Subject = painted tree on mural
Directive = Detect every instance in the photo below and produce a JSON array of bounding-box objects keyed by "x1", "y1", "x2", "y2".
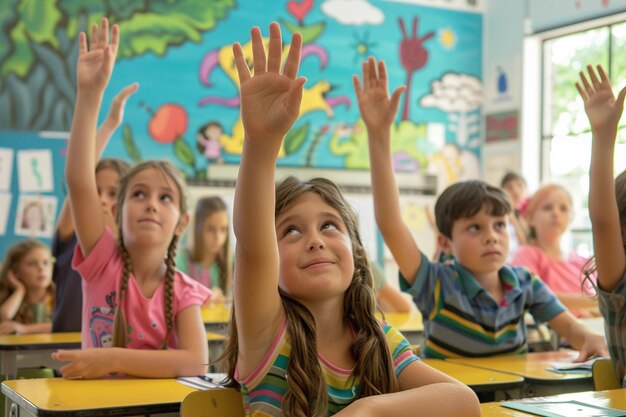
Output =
[{"x1": 0, "y1": 0, "x2": 235, "y2": 131}]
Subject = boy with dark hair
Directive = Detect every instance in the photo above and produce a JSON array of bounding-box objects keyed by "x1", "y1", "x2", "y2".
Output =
[{"x1": 354, "y1": 56, "x2": 607, "y2": 359}]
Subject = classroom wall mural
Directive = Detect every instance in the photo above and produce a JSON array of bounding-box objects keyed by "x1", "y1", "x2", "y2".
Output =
[{"x1": 1, "y1": 0, "x2": 483, "y2": 184}]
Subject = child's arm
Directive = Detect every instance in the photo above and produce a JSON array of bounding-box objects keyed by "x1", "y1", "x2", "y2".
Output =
[
  {"x1": 0, "y1": 321, "x2": 52, "y2": 335},
  {"x1": 548, "y1": 311, "x2": 608, "y2": 361},
  {"x1": 334, "y1": 361, "x2": 480, "y2": 417},
  {"x1": 577, "y1": 65, "x2": 626, "y2": 292},
  {"x1": 0, "y1": 271, "x2": 25, "y2": 321},
  {"x1": 376, "y1": 283, "x2": 412, "y2": 313},
  {"x1": 231, "y1": 23, "x2": 306, "y2": 377},
  {"x1": 354, "y1": 58, "x2": 422, "y2": 283},
  {"x1": 65, "y1": 18, "x2": 119, "y2": 256},
  {"x1": 53, "y1": 305, "x2": 208, "y2": 378},
  {"x1": 57, "y1": 83, "x2": 138, "y2": 239}
]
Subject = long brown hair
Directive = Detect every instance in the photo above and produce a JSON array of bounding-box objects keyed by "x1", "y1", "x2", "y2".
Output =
[
  {"x1": 190, "y1": 196, "x2": 231, "y2": 295},
  {"x1": 583, "y1": 170, "x2": 626, "y2": 289},
  {"x1": 221, "y1": 176, "x2": 398, "y2": 417},
  {"x1": 0, "y1": 239, "x2": 55, "y2": 324},
  {"x1": 112, "y1": 161, "x2": 188, "y2": 348}
]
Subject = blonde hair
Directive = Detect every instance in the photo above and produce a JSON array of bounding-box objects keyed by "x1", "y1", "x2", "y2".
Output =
[
  {"x1": 190, "y1": 196, "x2": 231, "y2": 294},
  {"x1": 0, "y1": 239, "x2": 55, "y2": 323},
  {"x1": 112, "y1": 161, "x2": 188, "y2": 348},
  {"x1": 222, "y1": 176, "x2": 398, "y2": 417}
]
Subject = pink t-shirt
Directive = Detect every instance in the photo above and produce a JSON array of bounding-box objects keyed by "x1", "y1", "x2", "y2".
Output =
[
  {"x1": 73, "y1": 227, "x2": 211, "y2": 349},
  {"x1": 511, "y1": 245, "x2": 595, "y2": 296}
]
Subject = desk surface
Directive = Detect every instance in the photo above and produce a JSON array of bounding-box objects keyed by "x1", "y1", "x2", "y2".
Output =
[
  {"x1": 422, "y1": 359, "x2": 523, "y2": 392},
  {"x1": 202, "y1": 303, "x2": 230, "y2": 324},
  {"x1": 378, "y1": 311, "x2": 424, "y2": 332},
  {"x1": 480, "y1": 388, "x2": 626, "y2": 416},
  {"x1": 0, "y1": 332, "x2": 223, "y2": 347},
  {"x1": 448, "y1": 350, "x2": 592, "y2": 384},
  {"x1": 2, "y1": 378, "x2": 196, "y2": 417}
]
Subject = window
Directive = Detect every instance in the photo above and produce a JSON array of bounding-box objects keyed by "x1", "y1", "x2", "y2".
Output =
[{"x1": 540, "y1": 17, "x2": 626, "y2": 256}]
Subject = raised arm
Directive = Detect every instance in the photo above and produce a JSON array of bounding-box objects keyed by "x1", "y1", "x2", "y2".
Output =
[
  {"x1": 232, "y1": 23, "x2": 305, "y2": 376},
  {"x1": 577, "y1": 65, "x2": 626, "y2": 291},
  {"x1": 354, "y1": 57, "x2": 422, "y2": 283},
  {"x1": 66, "y1": 18, "x2": 119, "y2": 257},
  {"x1": 57, "y1": 83, "x2": 138, "y2": 239}
]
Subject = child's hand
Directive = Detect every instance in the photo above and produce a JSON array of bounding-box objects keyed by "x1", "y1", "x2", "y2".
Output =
[
  {"x1": 76, "y1": 17, "x2": 119, "y2": 94},
  {"x1": 53, "y1": 349, "x2": 113, "y2": 379},
  {"x1": 573, "y1": 333, "x2": 609, "y2": 362},
  {"x1": 208, "y1": 287, "x2": 225, "y2": 304},
  {"x1": 576, "y1": 65, "x2": 626, "y2": 137},
  {"x1": 102, "y1": 82, "x2": 139, "y2": 129},
  {"x1": 0, "y1": 320, "x2": 25, "y2": 335},
  {"x1": 5, "y1": 271, "x2": 24, "y2": 292},
  {"x1": 353, "y1": 57, "x2": 405, "y2": 134},
  {"x1": 233, "y1": 22, "x2": 306, "y2": 143}
]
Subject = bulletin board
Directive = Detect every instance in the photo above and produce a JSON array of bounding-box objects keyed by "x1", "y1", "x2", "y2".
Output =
[{"x1": 0, "y1": 130, "x2": 68, "y2": 256}]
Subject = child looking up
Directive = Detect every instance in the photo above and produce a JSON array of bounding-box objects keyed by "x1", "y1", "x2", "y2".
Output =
[
  {"x1": 577, "y1": 64, "x2": 626, "y2": 384},
  {"x1": 53, "y1": 84, "x2": 136, "y2": 333},
  {"x1": 222, "y1": 23, "x2": 479, "y2": 417},
  {"x1": 0, "y1": 239, "x2": 55, "y2": 335},
  {"x1": 357, "y1": 56, "x2": 607, "y2": 360},
  {"x1": 178, "y1": 196, "x2": 232, "y2": 303},
  {"x1": 52, "y1": 18, "x2": 210, "y2": 379}
]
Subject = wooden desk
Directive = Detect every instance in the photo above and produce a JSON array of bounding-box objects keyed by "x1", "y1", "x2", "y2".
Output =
[
  {"x1": 0, "y1": 333, "x2": 80, "y2": 380},
  {"x1": 449, "y1": 350, "x2": 593, "y2": 397},
  {"x1": 202, "y1": 303, "x2": 230, "y2": 334},
  {"x1": 480, "y1": 388, "x2": 626, "y2": 416},
  {"x1": 0, "y1": 332, "x2": 225, "y2": 379},
  {"x1": 422, "y1": 359, "x2": 523, "y2": 397},
  {"x1": 378, "y1": 312, "x2": 424, "y2": 346},
  {"x1": 2, "y1": 378, "x2": 196, "y2": 417}
]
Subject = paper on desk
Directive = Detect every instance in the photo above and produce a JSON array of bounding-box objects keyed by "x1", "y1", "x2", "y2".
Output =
[
  {"x1": 546, "y1": 357, "x2": 602, "y2": 374},
  {"x1": 177, "y1": 373, "x2": 228, "y2": 390}
]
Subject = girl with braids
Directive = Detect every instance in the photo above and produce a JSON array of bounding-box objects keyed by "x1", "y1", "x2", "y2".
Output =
[
  {"x1": 0, "y1": 239, "x2": 55, "y2": 335},
  {"x1": 178, "y1": 196, "x2": 232, "y2": 303},
  {"x1": 224, "y1": 22, "x2": 477, "y2": 416},
  {"x1": 577, "y1": 64, "x2": 626, "y2": 385},
  {"x1": 52, "y1": 18, "x2": 210, "y2": 379}
]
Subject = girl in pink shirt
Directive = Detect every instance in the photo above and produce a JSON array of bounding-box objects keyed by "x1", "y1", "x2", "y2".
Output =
[
  {"x1": 52, "y1": 18, "x2": 210, "y2": 379},
  {"x1": 511, "y1": 184, "x2": 598, "y2": 317}
]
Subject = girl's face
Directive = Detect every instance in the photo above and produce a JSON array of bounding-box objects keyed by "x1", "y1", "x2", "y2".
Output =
[
  {"x1": 120, "y1": 167, "x2": 188, "y2": 248},
  {"x1": 275, "y1": 192, "x2": 354, "y2": 305},
  {"x1": 96, "y1": 168, "x2": 121, "y2": 224},
  {"x1": 13, "y1": 247, "x2": 53, "y2": 290},
  {"x1": 530, "y1": 189, "x2": 572, "y2": 241},
  {"x1": 24, "y1": 204, "x2": 44, "y2": 231},
  {"x1": 503, "y1": 179, "x2": 527, "y2": 206},
  {"x1": 201, "y1": 211, "x2": 229, "y2": 257}
]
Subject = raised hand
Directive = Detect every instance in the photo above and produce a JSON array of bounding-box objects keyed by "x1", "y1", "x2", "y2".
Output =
[
  {"x1": 103, "y1": 83, "x2": 139, "y2": 129},
  {"x1": 353, "y1": 57, "x2": 405, "y2": 133},
  {"x1": 576, "y1": 65, "x2": 626, "y2": 137},
  {"x1": 233, "y1": 22, "x2": 306, "y2": 143},
  {"x1": 76, "y1": 17, "x2": 119, "y2": 94}
]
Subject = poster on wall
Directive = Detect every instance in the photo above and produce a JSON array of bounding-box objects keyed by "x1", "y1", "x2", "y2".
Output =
[
  {"x1": 14, "y1": 194, "x2": 58, "y2": 238},
  {"x1": 1, "y1": 0, "x2": 483, "y2": 186}
]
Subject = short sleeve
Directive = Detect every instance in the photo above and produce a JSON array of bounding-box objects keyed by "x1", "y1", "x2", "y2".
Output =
[
  {"x1": 399, "y1": 253, "x2": 443, "y2": 316},
  {"x1": 382, "y1": 323, "x2": 419, "y2": 376},
  {"x1": 523, "y1": 270, "x2": 566, "y2": 322},
  {"x1": 72, "y1": 227, "x2": 118, "y2": 283},
  {"x1": 174, "y1": 272, "x2": 212, "y2": 313}
]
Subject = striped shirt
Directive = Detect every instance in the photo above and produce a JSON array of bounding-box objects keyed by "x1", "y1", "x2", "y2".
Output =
[
  {"x1": 236, "y1": 320, "x2": 418, "y2": 416},
  {"x1": 400, "y1": 253, "x2": 566, "y2": 358},
  {"x1": 597, "y1": 273, "x2": 626, "y2": 386}
]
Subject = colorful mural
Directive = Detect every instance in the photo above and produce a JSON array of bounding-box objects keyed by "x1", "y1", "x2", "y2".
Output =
[{"x1": 1, "y1": 0, "x2": 482, "y2": 182}]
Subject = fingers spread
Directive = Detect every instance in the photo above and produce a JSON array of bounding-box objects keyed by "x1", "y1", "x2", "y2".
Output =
[
  {"x1": 233, "y1": 43, "x2": 251, "y2": 84},
  {"x1": 267, "y1": 22, "x2": 282, "y2": 73},
  {"x1": 575, "y1": 82, "x2": 588, "y2": 102},
  {"x1": 250, "y1": 27, "x2": 267, "y2": 75},
  {"x1": 283, "y1": 32, "x2": 302, "y2": 80}
]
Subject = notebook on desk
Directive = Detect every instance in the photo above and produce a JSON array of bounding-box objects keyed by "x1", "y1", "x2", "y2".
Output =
[
  {"x1": 501, "y1": 398, "x2": 626, "y2": 417},
  {"x1": 177, "y1": 373, "x2": 228, "y2": 390}
]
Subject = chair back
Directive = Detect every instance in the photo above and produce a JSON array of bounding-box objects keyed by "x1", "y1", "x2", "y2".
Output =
[
  {"x1": 180, "y1": 388, "x2": 245, "y2": 417},
  {"x1": 592, "y1": 358, "x2": 621, "y2": 390}
]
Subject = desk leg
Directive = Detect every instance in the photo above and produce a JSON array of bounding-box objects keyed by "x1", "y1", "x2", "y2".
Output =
[{"x1": 0, "y1": 351, "x2": 17, "y2": 381}]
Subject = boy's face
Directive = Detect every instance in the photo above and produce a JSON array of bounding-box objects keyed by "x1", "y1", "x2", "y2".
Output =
[{"x1": 441, "y1": 206, "x2": 509, "y2": 278}]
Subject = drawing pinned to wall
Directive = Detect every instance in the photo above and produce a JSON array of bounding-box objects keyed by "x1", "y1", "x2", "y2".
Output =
[
  {"x1": 14, "y1": 194, "x2": 57, "y2": 238},
  {"x1": 0, "y1": 194, "x2": 11, "y2": 235},
  {"x1": 485, "y1": 56, "x2": 520, "y2": 110},
  {"x1": 17, "y1": 150, "x2": 53, "y2": 193},
  {"x1": 0, "y1": 148, "x2": 14, "y2": 191},
  {"x1": 486, "y1": 110, "x2": 519, "y2": 143}
]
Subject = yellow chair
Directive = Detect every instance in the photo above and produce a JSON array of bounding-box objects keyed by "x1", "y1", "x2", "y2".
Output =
[
  {"x1": 180, "y1": 388, "x2": 245, "y2": 417},
  {"x1": 592, "y1": 358, "x2": 621, "y2": 390}
]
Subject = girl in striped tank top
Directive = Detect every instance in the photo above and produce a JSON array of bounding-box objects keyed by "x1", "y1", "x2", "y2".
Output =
[{"x1": 221, "y1": 22, "x2": 480, "y2": 417}]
